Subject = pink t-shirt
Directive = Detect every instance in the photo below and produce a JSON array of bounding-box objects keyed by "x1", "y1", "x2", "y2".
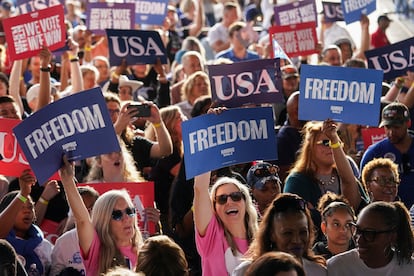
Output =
[
  {"x1": 196, "y1": 216, "x2": 249, "y2": 276},
  {"x1": 81, "y1": 230, "x2": 137, "y2": 276}
]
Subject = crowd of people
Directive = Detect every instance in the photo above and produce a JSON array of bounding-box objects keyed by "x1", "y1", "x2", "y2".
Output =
[{"x1": 1, "y1": 0, "x2": 414, "y2": 275}]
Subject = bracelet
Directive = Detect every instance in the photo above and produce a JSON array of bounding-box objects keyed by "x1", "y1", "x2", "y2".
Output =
[
  {"x1": 152, "y1": 122, "x2": 162, "y2": 128},
  {"x1": 18, "y1": 194, "x2": 27, "y2": 203},
  {"x1": 70, "y1": 57, "x2": 79, "y2": 63},
  {"x1": 84, "y1": 46, "x2": 92, "y2": 51},
  {"x1": 38, "y1": 197, "x2": 49, "y2": 205},
  {"x1": 40, "y1": 65, "x2": 51, "y2": 72},
  {"x1": 329, "y1": 141, "x2": 342, "y2": 149}
]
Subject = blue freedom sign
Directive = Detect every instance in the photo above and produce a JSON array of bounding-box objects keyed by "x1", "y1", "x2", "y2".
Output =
[
  {"x1": 365, "y1": 37, "x2": 414, "y2": 81},
  {"x1": 135, "y1": 0, "x2": 168, "y2": 25},
  {"x1": 106, "y1": 29, "x2": 168, "y2": 65},
  {"x1": 13, "y1": 87, "x2": 120, "y2": 185},
  {"x1": 182, "y1": 107, "x2": 277, "y2": 179},
  {"x1": 341, "y1": 0, "x2": 375, "y2": 24},
  {"x1": 207, "y1": 58, "x2": 283, "y2": 108},
  {"x1": 299, "y1": 65, "x2": 383, "y2": 126}
]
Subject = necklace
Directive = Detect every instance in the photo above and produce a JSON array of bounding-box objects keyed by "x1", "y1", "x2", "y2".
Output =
[{"x1": 318, "y1": 174, "x2": 336, "y2": 186}]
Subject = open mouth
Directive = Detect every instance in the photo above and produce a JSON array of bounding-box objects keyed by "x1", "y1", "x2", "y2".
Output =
[
  {"x1": 225, "y1": 208, "x2": 239, "y2": 215},
  {"x1": 114, "y1": 161, "x2": 121, "y2": 166}
]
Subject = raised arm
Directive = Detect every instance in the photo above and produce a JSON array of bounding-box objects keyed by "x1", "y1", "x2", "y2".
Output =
[
  {"x1": 8, "y1": 60, "x2": 24, "y2": 115},
  {"x1": 187, "y1": 0, "x2": 204, "y2": 37},
  {"x1": 147, "y1": 102, "x2": 173, "y2": 158},
  {"x1": 67, "y1": 37, "x2": 84, "y2": 93},
  {"x1": 353, "y1": 14, "x2": 369, "y2": 60},
  {"x1": 59, "y1": 156, "x2": 95, "y2": 256},
  {"x1": 36, "y1": 46, "x2": 52, "y2": 111},
  {"x1": 0, "y1": 169, "x2": 35, "y2": 238},
  {"x1": 323, "y1": 119, "x2": 361, "y2": 210},
  {"x1": 193, "y1": 171, "x2": 213, "y2": 236}
]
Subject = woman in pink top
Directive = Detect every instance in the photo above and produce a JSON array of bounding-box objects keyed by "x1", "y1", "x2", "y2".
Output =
[
  {"x1": 59, "y1": 156, "x2": 143, "y2": 275},
  {"x1": 194, "y1": 171, "x2": 258, "y2": 275}
]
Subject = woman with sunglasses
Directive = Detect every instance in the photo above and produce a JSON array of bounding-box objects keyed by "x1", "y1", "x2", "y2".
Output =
[
  {"x1": 193, "y1": 171, "x2": 258, "y2": 275},
  {"x1": 327, "y1": 201, "x2": 414, "y2": 274},
  {"x1": 233, "y1": 193, "x2": 326, "y2": 276},
  {"x1": 59, "y1": 156, "x2": 143, "y2": 275},
  {"x1": 284, "y1": 119, "x2": 367, "y2": 238},
  {"x1": 312, "y1": 192, "x2": 356, "y2": 260},
  {"x1": 361, "y1": 158, "x2": 400, "y2": 203}
]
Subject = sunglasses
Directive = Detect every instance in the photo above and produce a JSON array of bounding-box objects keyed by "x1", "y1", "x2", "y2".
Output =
[
  {"x1": 369, "y1": 177, "x2": 399, "y2": 187},
  {"x1": 111, "y1": 207, "x2": 136, "y2": 221},
  {"x1": 316, "y1": 139, "x2": 330, "y2": 147},
  {"x1": 253, "y1": 164, "x2": 280, "y2": 178},
  {"x1": 402, "y1": 154, "x2": 411, "y2": 174},
  {"x1": 351, "y1": 223, "x2": 395, "y2": 242},
  {"x1": 273, "y1": 197, "x2": 306, "y2": 212},
  {"x1": 215, "y1": 191, "x2": 245, "y2": 205}
]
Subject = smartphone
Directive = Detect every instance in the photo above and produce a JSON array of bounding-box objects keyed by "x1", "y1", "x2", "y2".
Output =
[{"x1": 127, "y1": 103, "x2": 151, "y2": 117}]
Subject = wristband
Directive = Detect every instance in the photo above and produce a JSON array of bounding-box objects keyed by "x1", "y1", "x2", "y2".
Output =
[
  {"x1": 152, "y1": 122, "x2": 162, "y2": 128},
  {"x1": 70, "y1": 57, "x2": 79, "y2": 63},
  {"x1": 84, "y1": 46, "x2": 92, "y2": 51},
  {"x1": 18, "y1": 194, "x2": 28, "y2": 203},
  {"x1": 38, "y1": 197, "x2": 49, "y2": 205},
  {"x1": 40, "y1": 65, "x2": 51, "y2": 72},
  {"x1": 329, "y1": 141, "x2": 342, "y2": 149}
]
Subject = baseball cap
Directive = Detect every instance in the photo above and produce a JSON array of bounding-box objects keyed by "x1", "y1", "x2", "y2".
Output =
[
  {"x1": 281, "y1": 64, "x2": 299, "y2": 79},
  {"x1": 379, "y1": 102, "x2": 410, "y2": 127},
  {"x1": 247, "y1": 162, "x2": 281, "y2": 190},
  {"x1": 377, "y1": 14, "x2": 392, "y2": 23}
]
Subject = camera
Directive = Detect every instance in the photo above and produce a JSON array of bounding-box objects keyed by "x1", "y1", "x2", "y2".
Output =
[{"x1": 127, "y1": 103, "x2": 151, "y2": 117}]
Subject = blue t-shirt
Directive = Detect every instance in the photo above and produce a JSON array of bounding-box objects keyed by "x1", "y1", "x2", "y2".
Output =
[
  {"x1": 360, "y1": 136, "x2": 414, "y2": 208},
  {"x1": 215, "y1": 48, "x2": 260, "y2": 63}
]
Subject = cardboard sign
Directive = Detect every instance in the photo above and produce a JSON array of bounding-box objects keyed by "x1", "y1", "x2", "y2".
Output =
[
  {"x1": 15, "y1": 0, "x2": 64, "y2": 14},
  {"x1": 269, "y1": 22, "x2": 318, "y2": 58},
  {"x1": 3, "y1": 5, "x2": 66, "y2": 61},
  {"x1": 365, "y1": 37, "x2": 414, "y2": 81},
  {"x1": 299, "y1": 64, "x2": 383, "y2": 126},
  {"x1": 322, "y1": 1, "x2": 344, "y2": 22},
  {"x1": 273, "y1": 0, "x2": 317, "y2": 26},
  {"x1": 86, "y1": 2, "x2": 136, "y2": 35},
  {"x1": 341, "y1": 0, "x2": 376, "y2": 24},
  {"x1": 182, "y1": 107, "x2": 277, "y2": 179},
  {"x1": 135, "y1": 0, "x2": 168, "y2": 25},
  {"x1": 77, "y1": 182, "x2": 156, "y2": 236},
  {"x1": 106, "y1": 29, "x2": 168, "y2": 65},
  {"x1": 361, "y1": 127, "x2": 386, "y2": 149},
  {"x1": 13, "y1": 87, "x2": 120, "y2": 185},
  {"x1": 207, "y1": 58, "x2": 283, "y2": 108},
  {"x1": 0, "y1": 119, "x2": 30, "y2": 177}
]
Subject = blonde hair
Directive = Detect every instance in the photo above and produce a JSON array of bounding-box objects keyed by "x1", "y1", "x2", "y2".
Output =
[
  {"x1": 85, "y1": 138, "x2": 144, "y2": 183},
  {"x1": 210, "y1": 177, "x2": 258, "y2": 255},
  {"x1": 180, "y1": 71, "x2": 211, "y2": 102},
  {"x1": 91, "y1": 189, "x2": 143, "y2": 274}
]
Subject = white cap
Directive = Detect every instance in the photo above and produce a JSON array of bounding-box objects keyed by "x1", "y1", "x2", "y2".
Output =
[
  {"x1": 26, "y1": 84, "x2": 40, "y2": 104},
  {"x1": 119, "y1": 75, "x2": 143, "y2": 92}
]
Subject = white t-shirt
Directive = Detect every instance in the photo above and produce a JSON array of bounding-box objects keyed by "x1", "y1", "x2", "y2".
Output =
[
  {"x1": 50, "y1": 229, "x2": 85, "y2": 275},
  {"x1": 327, "y1": 248, "x2": 414, "y2": 276}
]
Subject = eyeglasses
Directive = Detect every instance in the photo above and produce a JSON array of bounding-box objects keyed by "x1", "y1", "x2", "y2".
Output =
[
  {"x1": 273, "y1": 196, "x2": 306, "y2": 212},
  {"x1": 369, "y1": 177, "x2": 399, "y2": 187},
  {"x1": 316, "y1": 139, "x2": 330, "y2": 147},
  {"x1": 402, "y1": 154, "x2": 411, "y2": 174},
  {"x1": 351, "y1": 223, "x2": 395, "y2": 242},
  {"x1": 111, "y1": 207, "x2": 136, "y2": 221},
  {"x1": 253, "y1": 164, "x2": 280, "y2": 178},
  {"x1": 214, "y1": 191, "x2": 245, "y2": 205}
]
